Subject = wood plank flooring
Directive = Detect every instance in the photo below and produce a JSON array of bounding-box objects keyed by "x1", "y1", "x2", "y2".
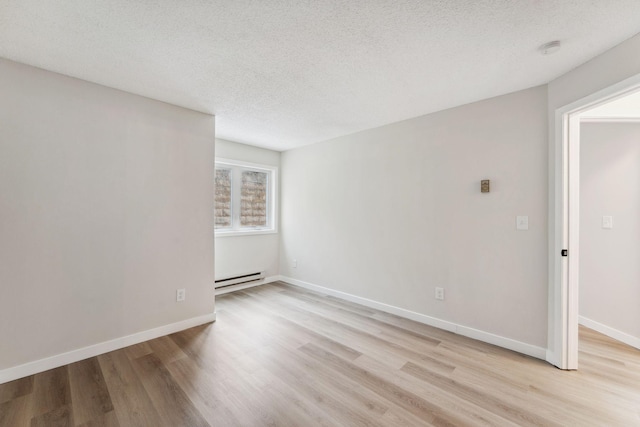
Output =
[{"x1": 1, "y1": 281, "x2": 639, "y2": 426}]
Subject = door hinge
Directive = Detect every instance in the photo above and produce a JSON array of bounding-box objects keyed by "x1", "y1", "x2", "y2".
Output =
[{"x1": 561, "y1": 249, "x2": 568, "y2": 257}]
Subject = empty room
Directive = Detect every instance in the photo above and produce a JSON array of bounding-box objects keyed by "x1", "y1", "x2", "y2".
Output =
[{"x1": 1, "y1": 1, "x2": 640, "y2": 426}]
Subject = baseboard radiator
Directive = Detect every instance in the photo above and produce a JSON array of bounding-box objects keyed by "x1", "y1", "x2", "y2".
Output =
[{"x1": 215, "y1": 271, "x2": 265, "y2": 289}]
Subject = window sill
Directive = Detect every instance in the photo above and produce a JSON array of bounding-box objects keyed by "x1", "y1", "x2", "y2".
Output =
[{"x1": 215, "y1": 229, "x2": 278, "y2": 238}]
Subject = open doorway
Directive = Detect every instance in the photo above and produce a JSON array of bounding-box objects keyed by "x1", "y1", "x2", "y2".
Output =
[
  {"x1": 550, "y1": 75, "x2": 640, "y2": 370},
  {"x1": 577, "y1": 95, "x2": 640, "y2": 364}
]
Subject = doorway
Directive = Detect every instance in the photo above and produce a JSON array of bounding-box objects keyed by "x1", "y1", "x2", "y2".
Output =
[
  {"x1": 550, "y1": 74, "x2": 640, "y2": 370},
  {"x1": 579, "y1": 112, "x2": 640, "y2": 353}
]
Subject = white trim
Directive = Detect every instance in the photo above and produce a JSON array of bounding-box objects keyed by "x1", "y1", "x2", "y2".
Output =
[
  {"x1": 579, "y1": 316, "x2": 640, "y2": 351},
  {"x1": 579, "y1": 116, "x2": 640, "y2": 123},
  {"x1": 215, "y1": 157, "x2": 277, "y2": 171},
  {"x1": 567, "y1": 113, "x2": 581, "y2": 370},
  {"x1": 215, "y1": 229, "x2": 278, "y2": 238},
  {"x1": 0, "y1": 312, "x2": 216, "y2": 385},
  {"x1": 279, "y1": 276, "x2": 546, "y2": 360},
  {"x1": 547, "y1": 107, "x2": 568, "y2": 369},
  {"x1": 215, "y1": 275, "x2": 280, "y2": 295},
  {"x1": 455, "y1": 325, "x2": 545, "y2": 359}
]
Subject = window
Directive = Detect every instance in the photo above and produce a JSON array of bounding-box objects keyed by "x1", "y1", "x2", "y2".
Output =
[{"x1": 215, "y1": 158, "x2": 277, "y2": 236}]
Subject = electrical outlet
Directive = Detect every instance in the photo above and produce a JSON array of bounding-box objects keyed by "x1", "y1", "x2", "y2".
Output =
[
  {"x1": 435, "y1": 287, "x2": 445, "y2": 301},
  {"x1": 176, "y1": 288, "x2": 186, "y2": 302},
  {"x1": 292, "y1": 259, "x2": 297, "y2": 268},
  {"x1": 602, "y1": 216, "x2": 613, "y2": 229}
]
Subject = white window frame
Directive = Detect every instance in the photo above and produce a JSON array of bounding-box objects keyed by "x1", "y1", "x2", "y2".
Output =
[{"x1": 214, "y1": 157, "x2": 278, "y2": 237}]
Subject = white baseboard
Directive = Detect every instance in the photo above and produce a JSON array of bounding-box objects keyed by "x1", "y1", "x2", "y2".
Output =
[
  {"x1": 279, "y1": 276, "x2": 546, "y2": 360},
  {"x1": 0, "y1": 312, "x2": 217, "y2": 385},
  {"x1": 280, "y1": 277, "x2": 457, "y2": 332},
  {"x1": 579, "y1": 315, "x2": 640, "y2": 350},
  {"x1": 215, "y1": 275, "x2": 280, "y2": 295}
]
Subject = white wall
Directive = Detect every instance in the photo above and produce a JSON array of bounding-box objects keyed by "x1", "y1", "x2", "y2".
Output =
[
  {"x1": 547, "y1": 32, "x2": 640, "y2": 364},
  {"x1": 280, "y1": 86, "x2": 548, "y2": 348},
  {"x1": 548, "y1": 35, "x2": 640, "y2": 112},
  {"x1": 0, "y1": 59, "x2": 216, "y2": 373},
  {"x1": 215, "y1": 138, "x2": 280, "y2": 279},
  {"x1": 579, "y1": 122, "x2": 640, "y2": 341}
]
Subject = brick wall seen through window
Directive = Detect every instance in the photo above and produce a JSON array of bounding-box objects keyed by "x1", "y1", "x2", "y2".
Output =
[
  {"x1": 215, "y1": 159, "x2": 276, "y2": 234},
  {"x1": 214, "y1": 169, "x2": 232, "y2": 229},
  {"x1": 241, "y1": 171, "x2": 268, "y2": 227}
]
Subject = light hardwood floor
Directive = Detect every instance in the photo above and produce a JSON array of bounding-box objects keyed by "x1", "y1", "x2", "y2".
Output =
[{"x1": 1, "y1": 281, "x2": 639, "y2": 426}]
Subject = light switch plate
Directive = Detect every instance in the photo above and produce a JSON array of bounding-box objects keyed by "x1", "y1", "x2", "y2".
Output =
[
  {"x1": 516, "y1": 216, "x2": 529, "y2": 230},
  {"x1": 602, "y1": 216, "x2": 613, "y2": 229}
]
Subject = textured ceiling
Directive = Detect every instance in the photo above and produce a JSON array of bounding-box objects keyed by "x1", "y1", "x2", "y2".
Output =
[{"x1": 1, "y1": 1, "x2": 640, "y2": 151}]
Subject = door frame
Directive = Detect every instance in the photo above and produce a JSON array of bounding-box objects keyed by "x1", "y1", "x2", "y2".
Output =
[{"x1": 548, "y1": 73, "x2": 640, "y2": 370}]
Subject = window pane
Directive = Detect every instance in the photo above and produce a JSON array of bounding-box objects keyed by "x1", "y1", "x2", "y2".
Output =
[
  {"x1": 214, "y1": 168, "x2": 232, "y2": 229},
  {"x1": 240, "y1": 170, "x2": 268, "y2": 227}
]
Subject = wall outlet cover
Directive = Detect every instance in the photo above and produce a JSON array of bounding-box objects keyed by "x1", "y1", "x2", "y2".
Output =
[{"x1": 516, "y1": 215, "x2": 529, "y2": 230}]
